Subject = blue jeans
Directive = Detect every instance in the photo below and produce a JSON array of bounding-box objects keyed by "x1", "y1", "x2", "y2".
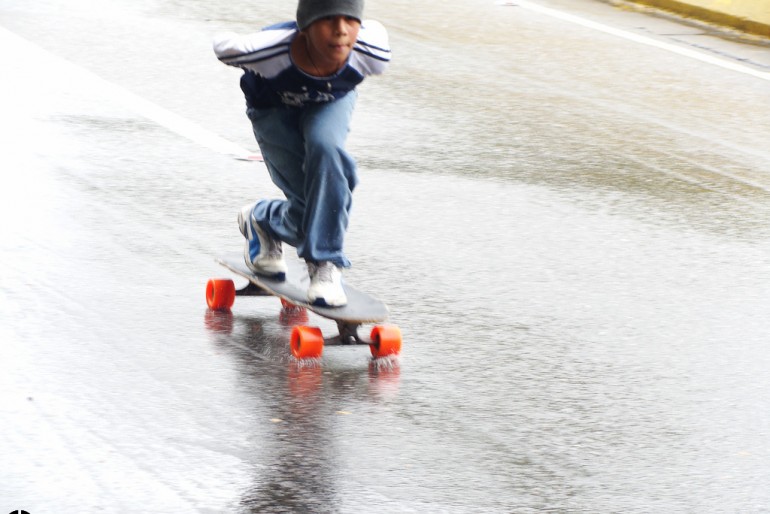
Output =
[{"x1": 246, "y1": 92, "x2": 358, "y2": 268}]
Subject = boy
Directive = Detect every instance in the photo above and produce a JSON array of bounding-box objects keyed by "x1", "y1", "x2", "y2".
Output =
[{"x1": 213, "y1": 0, "x2": 390, "y2": 307}]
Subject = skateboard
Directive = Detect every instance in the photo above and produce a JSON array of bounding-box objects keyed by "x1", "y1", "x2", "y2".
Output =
[{"x1": 206, "y1": 254, "x2": 402, "y2": 359}]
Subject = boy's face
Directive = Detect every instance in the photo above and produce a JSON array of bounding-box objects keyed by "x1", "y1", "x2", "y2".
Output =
[{"x1": 305, "y1": 15, "x2": 361, "y2": 65}]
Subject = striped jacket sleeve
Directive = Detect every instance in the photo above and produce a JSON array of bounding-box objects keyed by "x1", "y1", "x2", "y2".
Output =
[
  {"x1": 352, "y1": 20, "x2": 391, "y2": 76},
  {"x1": 212, "y1": 27, "x2": 294, "y2": 77}
]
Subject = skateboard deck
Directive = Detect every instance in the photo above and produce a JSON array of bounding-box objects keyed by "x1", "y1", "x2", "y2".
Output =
[
  {"x1": 215, "y1": 253, "x2": 389, "y2": 322},
  {"x1": 206, "y1": 253, "x2": 401, "y2": 359}
]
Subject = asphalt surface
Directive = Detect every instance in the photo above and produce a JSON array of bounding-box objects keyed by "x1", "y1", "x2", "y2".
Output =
[{"x1": 2, "y1": 0, "x2": 770, "y2": 512}]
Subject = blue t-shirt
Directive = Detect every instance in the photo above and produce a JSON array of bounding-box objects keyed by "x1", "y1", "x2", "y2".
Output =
[{"x1": 214, "y1": 21, "x2": 390, "y2": 108}]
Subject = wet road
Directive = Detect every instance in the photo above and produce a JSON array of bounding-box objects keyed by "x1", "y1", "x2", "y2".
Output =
[{"x1": 2, "y1": 0, "x2": 770, "y2": 511}]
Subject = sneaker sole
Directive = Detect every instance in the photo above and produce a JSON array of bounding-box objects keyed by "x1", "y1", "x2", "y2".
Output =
[{"x1": 311, "y1": 297, "x2": 348, "y2": 308}]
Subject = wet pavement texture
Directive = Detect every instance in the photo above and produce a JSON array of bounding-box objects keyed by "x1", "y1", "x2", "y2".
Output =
[{"x1": 2, "y1": 0, "x2": 770, "y2": 512}]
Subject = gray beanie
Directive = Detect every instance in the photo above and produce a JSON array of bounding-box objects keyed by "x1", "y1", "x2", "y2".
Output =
[{"x1": 296, "y1": 0, "x2": 364, "y2": 30}]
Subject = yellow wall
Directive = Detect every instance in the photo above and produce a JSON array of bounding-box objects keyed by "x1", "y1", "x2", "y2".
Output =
[
  {"x1": 689, "y1": 0, "x2": 770, "y2": 24},
  {"x1": 630, "y1": 0, "x2": 770, "y2": 36}
]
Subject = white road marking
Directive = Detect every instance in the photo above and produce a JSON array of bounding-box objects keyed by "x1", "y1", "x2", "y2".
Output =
[
  {"x1": 507, "y1": 0, "x2": 770, "y2": 82},
  {"x1": 0, "y1": 25, "x2": 254, "y2": 158}
]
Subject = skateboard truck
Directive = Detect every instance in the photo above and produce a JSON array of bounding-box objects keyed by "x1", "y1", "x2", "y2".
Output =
[
  {"x1": 234, "y1": 281, "x2": 272, "y2": 297},
  {"x1": 331, "y1": 321, "x2": 368, "y2": 346},
  {"x1": 290, "y1": 322, "x2": 401, "y2": 359}
]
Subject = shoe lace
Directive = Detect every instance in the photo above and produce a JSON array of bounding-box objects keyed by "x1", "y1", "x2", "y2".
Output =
[
  {"x1": 310, "y1": 262, "x2": 335, "y2": 283},
  {"x1": 266, "y1": 236, "x2": 283, "y2": 258}
]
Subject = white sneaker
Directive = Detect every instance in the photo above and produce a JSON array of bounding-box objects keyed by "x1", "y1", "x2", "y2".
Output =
[
  {"x1": 238, "y1": 204, "x2": 287, "y2": 278},
  {"x1": 307, "y1": 261, "x2": 347, "y2": 307}
]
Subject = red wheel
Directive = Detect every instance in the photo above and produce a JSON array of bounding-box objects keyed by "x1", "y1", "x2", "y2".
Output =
[
  {"x1": 291, "y1": 326, "x2": 324, "y2": 359},
  {"x1": 279, "y1": 306, "x2": 309, "y2": 326},
  {"x1": 370, "y1": 325, "x2": 402, "y2": 358},
  {"x1": 206, "y1": 279, "x2": 235, "y2": 311},
  {"x1": 281, "y1": 297, "x2": 302, "y2": 310}
]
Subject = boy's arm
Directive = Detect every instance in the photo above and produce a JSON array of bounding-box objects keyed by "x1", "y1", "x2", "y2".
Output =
[
  {"x1": 212, "y1": 32, "x2": 246, "y2": 62},
  {"x1": 353, "y1": 20, "x2": 391, "y2": 76},
  {"x1": 212, "y1": 26, "x2": 294, "y2": 74}
]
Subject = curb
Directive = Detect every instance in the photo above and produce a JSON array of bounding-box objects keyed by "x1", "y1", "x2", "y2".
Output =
[{"x1": 621, "y1": 0, "x2": 770, "y2": 38}]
